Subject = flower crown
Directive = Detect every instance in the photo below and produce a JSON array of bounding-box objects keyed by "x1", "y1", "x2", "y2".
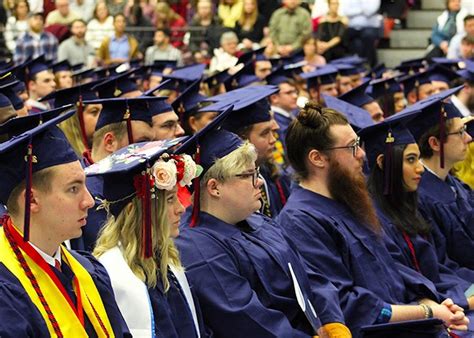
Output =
[{"x1": 151, "y1": 153, "x2": 202, "y2": 191}]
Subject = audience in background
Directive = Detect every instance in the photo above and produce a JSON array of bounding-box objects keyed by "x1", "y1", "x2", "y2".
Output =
[
  {"x1": 86, "y1": 0, "x2": 114, "y2": 50},
  {"x1": 5, "y1": 0, "x2": 29, "y2": 53},
  {"x1": 218, "y1": 0, "x2": 243, "y2": 28},
  {"x1": 155, "y1": 2, "x2": 186, "y2": 49},
  {"x1": 145, "y1": 28, "x2": 183, "y2": 66},
  {"x1": 316, "y1": 0, "x2": 348, "y2": 61},
  {"x1": 234, "y1": 0, "x2": 265, "y2": 50}
]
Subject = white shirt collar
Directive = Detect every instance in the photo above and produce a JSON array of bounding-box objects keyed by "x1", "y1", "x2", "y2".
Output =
[
  {"x1": 271, "y1": 105, "x2": 292, "y2": 118},
  {"x1": 29, "y1": 242, "x2": 62, "y2": 267}
]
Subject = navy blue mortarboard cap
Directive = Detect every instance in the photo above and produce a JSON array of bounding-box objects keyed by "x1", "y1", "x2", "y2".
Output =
[
  {"x1": 171, "y1": 80, "x2": 207, "y2": 122},
  {"x1": 72, "y1": 67, "x2": 96, "y2": 82},
  {"x1": 301, "y1": 65, "x2": 338, "y2": 88},
  {"x1": 27, "y1": 55, "x2": 51, "y2": 77},
  {"x1": 0, "y1": 108, "x2": 76, "y2": 240},
  {"x1": 163, "y1": 64, "x2": 206, "y2": 84},
  {"x1": 333, "y1": 63, "x2": 360, "y2": 77},
  {"x1": 173, "y1": 105, "x2": 239, "y2": 227},
  {"x1": 0, "y1": 77, "x2": 24, "y2": 110},
  {"x1": 338, "y1": 79, "x2": 374, "y2": 107},
  {"x1": 398, "y1": 70, "x2": 432, "y2": 96},
  {"x1": 331, "y1": 55, "x2": 366, "y2": 66},
  {"x1": 367, "y1": 63, "x2": 387, "y2": 79},
  {"x1": 367, "y1": 76, "x2": 403, "y2": 99},
  {"x1": 0, "y1": 93, "x2": 12, "y2": 108},
  {"x1": 360, "y1": 318, "x2": 444, "y2": 338},
  {"x1": 92, "y1": 70, "x2": 139, "y2": 98},
  {"x1": 390, "y1": 86, "x2": 464, "y2": 168},
  {"x1": 143, "y1": 79, "x2": 174, "y2": 96},
  {"x1": 51, "y1": 60, "x2": 71, "y2": 73},
  {"x1": 395, "y1": 57, "x2": 427, "y2": 74},
  {"x1": 150, "y1": 60, "x2": 178, "y2": 74},
  {"x1": 466, "y1": 118, "x2": 474, "y2": 138},
  {"x1": 141, "y1": 81, "x2": 173, "y2": 116},
  {"x1": 237, "y1": 46, "x2": 266, "y2": 65},
  {"x1": 322, "y1": 94, "x2": 374, "y2": 131},
  {"x1": 430, "y1": 57, "x2": 466, "y2": 71},
  {"x1": 266, "y1": 66, "x2": 290, "y2": 86},
  {"x1": 201, "y1": 85, "x2": 278, "y2": 132},
  {"x1": 40, "y1": 80, "x2": 101, "y2": 107},
  {"x1": 428, "y1": 64, "x2": 459, "y2": 83},
  {"x1": 204, "y1": 69, "x2": 232, "y2": 89},
  {"x1": 223, "y1": 62, "x2": 261, "y2": 91},
  {"x1": 86, "y1": 96, "x2": 156, "y2": 132}
]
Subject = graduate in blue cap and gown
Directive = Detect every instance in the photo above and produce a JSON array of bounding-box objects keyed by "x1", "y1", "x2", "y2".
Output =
[
  {"x1": 401, "y1": 87, "x2": 474, "y2": 272},
  {"x1": 24, "y1": 56, "x2": 57, "y2": 114},
  {"x1": 360, "y1": 117, "x2": 474, "y2": 334},
  {"x1": 367, "y1": 75, "x2": 406, "y2": 117},
  {"x1": 87, "y1": 135, "x2": 210, "y2": 338},
  {"x1": 175, "y1": 107, "x2": 351, "y2": 338},
  {"x1": 202, "y1": 85, "x2": 291, "y2": 218},
  {"x1": 51, "y1": 60, "x2": 74, "y2": 89},
  {"x1": 0, "y1": 108, "x2": 130, "y2": 337},
  {"x1": 398, "y1": 70, "x2": 435, "y2": 105},
  {"x1": 39, "y1": 81, "x2": 102, "y2": 157},
  {"x1": 277, "y1": 100, "x2": 469, "y2": 337},
  {"x1": 81, "y1": 96, "x2": 158, "y2": 251},
  {"x1": 300, "y1": 65, "x2": 339, "y2": 104},
  {"x1": 428, "y1": 63, "x2": 459, "y2": 94},
  {"x1": 338, "y1": 79, "x2": 385, "y2": 123}
]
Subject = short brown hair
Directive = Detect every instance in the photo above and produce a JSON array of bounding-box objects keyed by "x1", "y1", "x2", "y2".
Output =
[
  {"x1": 286, "y1": 101, "x2": 348, "y2": 180},
  {"x1": 6, "y1": 167, "x2": 55, "y2": 216},
  {"x1": 92, "y1": 121, "x2": 127, "y2": 152},
  {"x1": 418, "y1": 119, "x2": 455, "y2": 158}
]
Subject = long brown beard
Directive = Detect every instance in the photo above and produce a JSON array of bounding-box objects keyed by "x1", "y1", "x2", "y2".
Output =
[{"x1": 327, "y1": 157, "x2": 381, "y2": 233}]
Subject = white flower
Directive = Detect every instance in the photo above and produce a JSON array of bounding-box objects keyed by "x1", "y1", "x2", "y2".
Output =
[
  {"x1": 152, "y1": 160, "x2": 177, "y2": 190},
  {"x1": 179, "y1": 154, "x2": 200, "y2": 187}
]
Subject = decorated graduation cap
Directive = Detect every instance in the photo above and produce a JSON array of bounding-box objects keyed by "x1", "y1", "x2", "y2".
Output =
[
  {"x1": 85, "y1": 96, "x2": 157, "y2": 144},
  {"x1": 171, "y1": 80, "x2": 207, "y2": 124},
  {"x1": 398, "y1": 70, "x2": 432, "y2": 97},
  {"x1": 84, "y1": 136, "x2": 200, "y2": 257},
  {"x1": 0, "y1": 106, "x2": 76, "y2": 240},
  {"x1": 92, "y1": 69, "x2": 139, "y2": 98},
  {"x1": 338, "y1": 79, "x2": 374, "y2": 107},
  {"x1": 51, "y1": 60, "x2": 71, "y2": 73},
  {"x1": 39, "y1": 81, "x2": 101, "y2": 151},
  {"x1": 173, "y1": 105, "x2": 238, "y2": 227},
  {"x1": 322, "y1": 94, "x2": 374, "y2": 131},
  {"x1": 428, "y1": 64, "x2": 459, "y2": 84},
  {"x1": 358, "y1": 112, "x2": 416, "y2": 194},
  {"x1": 391, "y1": 85, "x2": 464, "y2": 168}
]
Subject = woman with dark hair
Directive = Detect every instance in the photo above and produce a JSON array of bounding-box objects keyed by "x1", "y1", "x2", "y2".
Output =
[{"x1": 362, "y1": 119, "x2": 474, "y2": 327}]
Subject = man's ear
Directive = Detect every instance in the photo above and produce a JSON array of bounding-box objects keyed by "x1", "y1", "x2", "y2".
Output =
[
  {"x1": 206, "y1": 178, "x2": 221, "y2": 198},
  {"x1": 376, "y1": 154, "x2": 384, "y2": 170},
  {"x1": 307, "y1": 149, "x2": 326, "y2": 169},
  {"x1": 428, "y1": 135, "x2": 441, "y2": 152},
  {"x1": 20, "y1": 188, "x2": 41, "y2": 214},
  {"x1": 103, "y1": 132, "x2": 119, "y2": 153}
]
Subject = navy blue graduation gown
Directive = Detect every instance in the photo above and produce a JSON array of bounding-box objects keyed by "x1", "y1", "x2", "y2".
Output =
[
  {"x1": 378, "y1": 211, "x2": 472, "y2": 309},
  {"x1": 176, "y1": 211, "x2": 344, "y2": 338},
  {"x1": 0, "y1": 250, "x2": 130, "y2": 337},
  {"x1": 260, "y1": 164, "x2": 291, "y2": 218},
  {"x1": 148, "y1": 269, "x2": 210, "y2": 338},
  {"x1": 417, "y1": 171, "x2": 474, "y2": 270},
  {"x1": 273, "y1": 108, "x2": 294, "y2": 150},
  {"x1": 277, "y1": 186, "x2": 440, "y2": 337}
]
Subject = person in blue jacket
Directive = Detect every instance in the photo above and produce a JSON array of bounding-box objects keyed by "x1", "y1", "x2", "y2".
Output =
[
  {"x1": 175, "y1": 107, "x2": 351, "y2": 338},
  {"x1": 277, "y1": 100, "x2": 469, "y2": 337}
]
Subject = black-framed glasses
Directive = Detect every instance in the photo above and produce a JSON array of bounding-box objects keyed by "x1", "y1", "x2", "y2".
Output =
[
  {"x1": 324, "y1": 137, "x2": 361, "y2": 157},
  {"x1": 235, "y1": 167, "x2": 260, "y2": 188},
  {"x1": 446, "y1": 124, "x2": 467, "y2": 138}
]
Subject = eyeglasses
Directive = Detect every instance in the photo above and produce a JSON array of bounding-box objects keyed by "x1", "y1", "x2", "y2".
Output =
[
  {"x1": 280, "y1": 89, "x2": 298, "y2": 96},
  {"x1": 324, "y1": 137, "x2": 361, "y2": 157},
  {"x1": 235, "y1": 167, "x2": 260, "y2": 188},
  {"x1": 446, "y1": 124, "x2": 468, "y2": 138}
]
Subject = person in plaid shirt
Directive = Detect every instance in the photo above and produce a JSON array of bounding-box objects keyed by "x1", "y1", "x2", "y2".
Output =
[{"x1": 14, "y1": 12, "x2": 58, "y2": 64}]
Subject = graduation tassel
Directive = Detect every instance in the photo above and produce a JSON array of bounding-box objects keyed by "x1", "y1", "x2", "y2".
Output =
[
  {"x1": 190, "y1": 144, "x2": 201, "y2": 228},
  {"x1": 23, "y1": 141, "x2": 34, "y2": 241},
  {"x1": 439, "y1": 104, "x2": 447, "y2": 169},
  {"x1": 76, "y1": 95, "x2": 90, "y2": 152},
  {"x1": 383, "y1": 131, "x2": 395, "y2": 195},
  {"x1": 134, "y1": 170, "x2": 153, "y2": 258},
  {"x1": 124, "y1": 104, "x2": 134, "y2": 145}
]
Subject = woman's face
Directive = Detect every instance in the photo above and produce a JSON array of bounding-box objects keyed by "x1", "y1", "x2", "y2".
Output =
[
  {"x1": 165, "y1": 187, "x2": 185, "y2": 238},
  {"x1": 56, "y1": 71, "x2": 73, "y2": 89},
  {"x1": 216, "y1": 164, "x2": 263, "y2": 221},
  {"x1": 303, "y1": 39, "x2": 317, "y2": 56},
  {"x1": 448, "y1": 0, "x2": 461, "y2": 12},
  {"x1": 96, "y1": 2, "x2": 108, "y2": 20},
  {"x1": 16, "y1": 1, "x2": 29, "y2": 17},
  {"x1": 243, "y1": 0, "x2": 256, "y2": 14},
  {"x1": 402, "y1": 143, "x2": 424, "y2": 192},
  {"x1": 393, "y1": 92, "x2": 407, "y2": 113}
]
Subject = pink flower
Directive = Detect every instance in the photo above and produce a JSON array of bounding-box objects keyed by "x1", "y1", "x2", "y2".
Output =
[{"x1": 152, "y1": 160, "x2": 177, "y2": 190}]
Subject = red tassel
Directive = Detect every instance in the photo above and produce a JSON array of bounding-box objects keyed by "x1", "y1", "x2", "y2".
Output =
[
  {"x1": 134, "y1": 172, "x2": 153, "y2": 258},
  {"x1": 275, "y1": 179, "x2": 287, "y2": 206},
  {"x1": 190, "y1": 145, "x2": 201, "y2": 227},
  {"x1": 24, "y1": 142, "x2": 33, "y2": 241},
  {"x1": 124, "y1": 105, "x2": 134, "y2": 144},
  {"x1": 76, "y1": 95, "x2": 90, "y2": 152}
]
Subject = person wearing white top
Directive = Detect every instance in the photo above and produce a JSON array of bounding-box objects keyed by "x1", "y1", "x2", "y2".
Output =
[{"x1": 85, "y1": 1, "x2": 114, "y2": 50}]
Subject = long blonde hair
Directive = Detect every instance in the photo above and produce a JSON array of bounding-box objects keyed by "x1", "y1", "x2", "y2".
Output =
[
  {"x1": 238, "y1": 0, "x2": 258, "y2": 29},
  {"x1": 58, "y1": 110, "x2": 87, "y2": 157},
  {"x1": 93, "y1": 190, "x2": 182, "y2": 291}
]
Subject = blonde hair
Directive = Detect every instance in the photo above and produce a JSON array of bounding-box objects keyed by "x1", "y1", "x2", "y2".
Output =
[
  {"x1": 93, "y1": 190, "x2": 182, "y2": 291},
  {"x1": 202, "y1": 141, "x2": 257, "y2": 187},
  {"x1": 238, "y1": 0, "x2": 258, "y2": 29},
  {"x1": 155, "y1": 2, "x2": 181, "y2": 27},
  {"x1": 58, "y1": 110, "x2": 87, "y2": 156}
]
